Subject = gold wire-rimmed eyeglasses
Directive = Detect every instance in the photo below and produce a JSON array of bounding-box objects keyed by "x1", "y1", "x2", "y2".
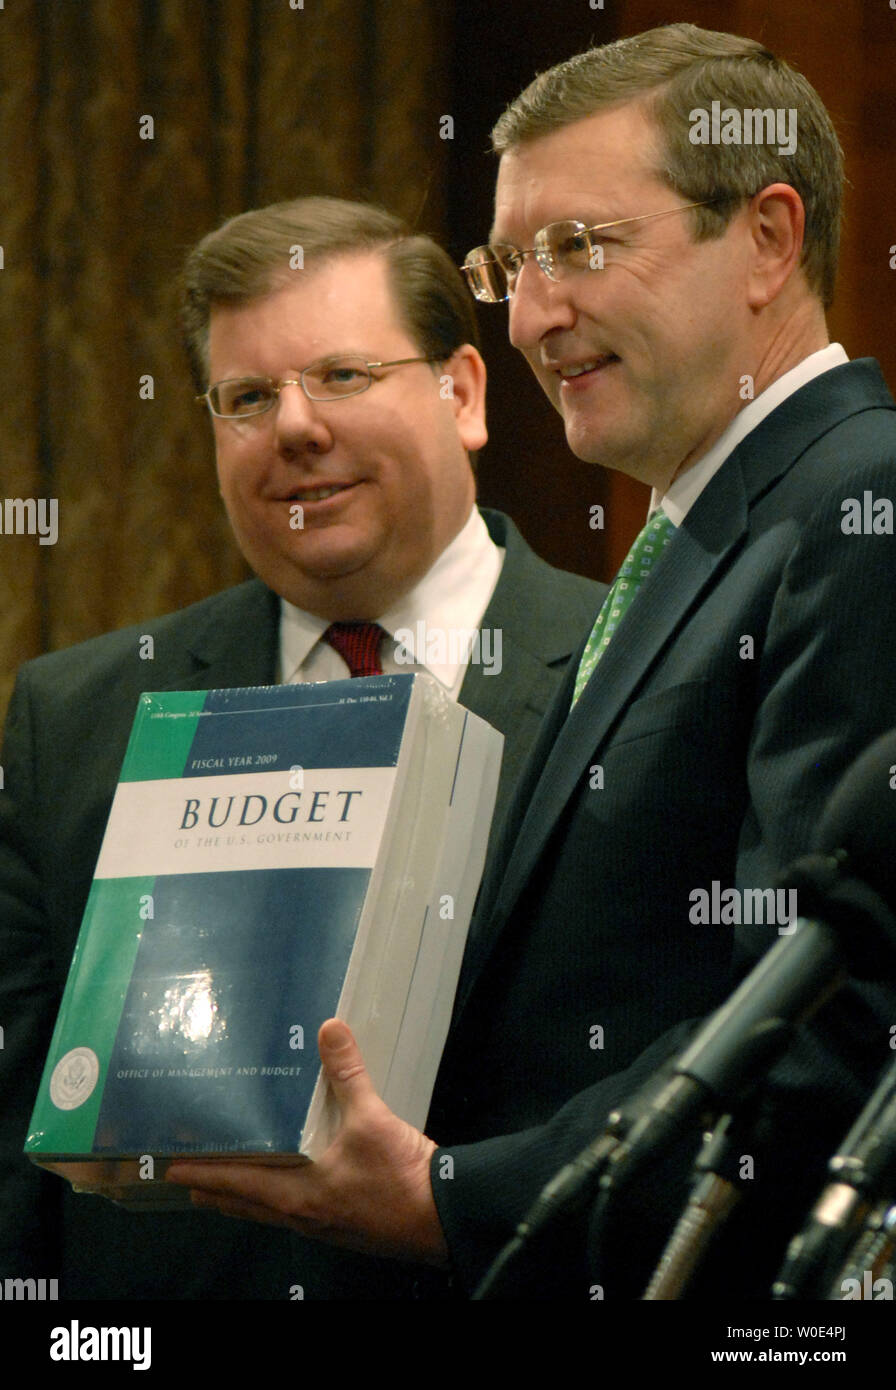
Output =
[
  {"x1": 462, "y1": 200, "x2": 725, "y2": 302},
  {"x1": 196, "y1": 354, "x2": 443, "y2": 417}
]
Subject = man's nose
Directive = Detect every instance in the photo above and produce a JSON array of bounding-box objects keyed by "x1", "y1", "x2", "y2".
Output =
[
  {"x1": 273, "y1": 382, "x2": 334, "y2": 454},
  {"x1": 508, "y1": 260, "x2": 577, "y2": 351}
]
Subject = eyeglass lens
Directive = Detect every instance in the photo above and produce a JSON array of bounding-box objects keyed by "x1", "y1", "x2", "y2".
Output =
[
  {"x1": 465, "y1": 221, "x2": 604, "y2": 302},
  {"x1": 210, "y1": 358, "x2": 372, "y2": 415}
]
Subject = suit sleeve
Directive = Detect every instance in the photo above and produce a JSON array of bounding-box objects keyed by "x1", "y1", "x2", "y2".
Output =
[
  {"x1": 0, "y1": 672, "x2": 64, "y2": 1277},
  {"x1": 431, "y1": 455, "x2": 896, "y2": 1299}
]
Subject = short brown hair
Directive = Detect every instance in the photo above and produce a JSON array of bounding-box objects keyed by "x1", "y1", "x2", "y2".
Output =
[
  {"x1": 181, "y1": 196, "x2": 480, "y2": 390},
  {"x1": 492, "y1": 24, "x2": 843, "y2": 307}
]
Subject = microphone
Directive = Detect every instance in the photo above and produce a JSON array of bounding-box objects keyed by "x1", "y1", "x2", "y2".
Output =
[
  {"x1": 596, "y1": 730, "x2": 896, "y2": 1209},
  {"x1": 832, "y1": 1202, "x2": 896, "y2": 1300},
  {"x1": 642, "y1": 1101, "x2": 780, "y2": 1300},
  {"x1": 474, "y1": 731, "x2": 896, "y2": 1298},
  {"x1": 773, "y1": 1053, "x2": 896, "y2": 1300},
  {"x1": 595, "y1": 866, "x2": 896, "y2": 1215}
]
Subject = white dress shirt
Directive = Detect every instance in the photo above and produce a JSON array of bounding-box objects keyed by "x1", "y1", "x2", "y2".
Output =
[{"x1": 278, "y1": 507, "x2": 505, "y2": 700}]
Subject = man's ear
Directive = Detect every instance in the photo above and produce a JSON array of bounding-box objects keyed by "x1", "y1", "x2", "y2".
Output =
[
  {"x1": 442, "y1": 343, "x2": 488, "y2": 453},
  {"x1": 746, "y1": 183, "x2": 806, "y2": 309}
]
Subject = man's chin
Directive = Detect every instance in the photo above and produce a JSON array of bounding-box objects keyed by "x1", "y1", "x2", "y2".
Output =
[
  {"x1": 244, "y1": 538, "x2": 364, "y2": 592},
  {"x1": 562, "y1": 426, "x2": 643, "y2": 477},
  {"x1": 562, "y1": 421, "x2": 613, "y2": 467},
  {"x1": 286, "y1": 554, "x2": 376, "y2": 598},
  {"x1": 290, "y1": 546, "x2": 372, "y2": 580},
  {"x1": 272, "y1": 551, "x2": 413, "y2": 621}
]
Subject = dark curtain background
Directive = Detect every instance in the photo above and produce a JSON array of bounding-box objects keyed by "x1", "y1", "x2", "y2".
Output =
[
  {"x1": 0, "y1": 0, "x2": 452, "y2": 717},
  {"x1": 1, "y1": 0, "x2": 894, "y2": 723}
]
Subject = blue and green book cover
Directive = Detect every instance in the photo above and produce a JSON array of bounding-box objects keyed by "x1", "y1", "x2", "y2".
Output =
[{"x1": 25, "y1": 675, "x2": 502, "y2": 1207}]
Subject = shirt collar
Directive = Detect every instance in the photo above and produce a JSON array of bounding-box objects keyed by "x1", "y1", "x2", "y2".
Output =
[
  {"x1": 278, "y1": 506, "x2": 504, "y2": 689},
  {"x1": 650, "y1": 343, "x2": 850, "y2": 525},
  {"x1": 376, "y1": 506, "x2": 503, "y2": 690}
]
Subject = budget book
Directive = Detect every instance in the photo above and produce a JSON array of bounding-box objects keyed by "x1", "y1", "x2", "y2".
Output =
[{"x1": 26, "y1": 675, "x2": 502, "y2": 1208}]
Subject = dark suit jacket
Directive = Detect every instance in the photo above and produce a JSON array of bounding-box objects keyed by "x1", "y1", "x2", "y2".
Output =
[
  {"x1": 428, "y1": 360, "x2": 896, "y2": 1299},
  {"x1": 0, "y1": 507, "x2": 601, "y2": 1298}
]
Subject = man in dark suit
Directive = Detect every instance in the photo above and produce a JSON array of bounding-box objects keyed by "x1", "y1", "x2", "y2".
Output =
[
  {"x1": 0, "y1": 197, "x2": 600, "y2": 1298},
  {"x1": 165, "y1": 28, "x2": 896, "y2": 1301}
]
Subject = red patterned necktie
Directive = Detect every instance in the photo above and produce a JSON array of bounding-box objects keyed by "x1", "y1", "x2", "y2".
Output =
[{"x1": 322, "y1": 622, "x2": 385, "y2": 677}]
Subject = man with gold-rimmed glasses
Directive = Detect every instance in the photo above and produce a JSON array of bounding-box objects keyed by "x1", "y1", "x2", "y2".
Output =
[{"x1": 168, "y1": 25, "x2": 896, "y2": 1303}]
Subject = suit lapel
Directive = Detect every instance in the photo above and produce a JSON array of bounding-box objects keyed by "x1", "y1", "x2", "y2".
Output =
[
  {"x1": 461, "y1": 509, "x2": 601, "y2": 805},
  {"x1": 457, "y1": 638, "x2": 548, "y2": 741},
  {"x1": 454, "y1": 505, "x2": 747, "y2": 1013},
  {"x1": 149, "y1": 580, "x2": 280, "y2": 692},
  {"x1": 463, "y1": 514, "x2": 539, "y2": 723},
  {"x1": 489, "y1": 461, "x2": 750, "y2": 923}
]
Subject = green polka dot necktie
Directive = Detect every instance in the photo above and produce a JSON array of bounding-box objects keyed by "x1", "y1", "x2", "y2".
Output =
[{"x1": 571, "y1": 509, "x2": 676, "y2": 708}]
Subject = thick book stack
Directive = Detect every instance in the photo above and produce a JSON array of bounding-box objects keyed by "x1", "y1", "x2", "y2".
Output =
[{"x1": 26, "y1": 674, "x2": 502, "y2": 1209}]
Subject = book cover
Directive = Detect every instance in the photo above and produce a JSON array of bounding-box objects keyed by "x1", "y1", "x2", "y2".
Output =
[{"x1": 25, "y1": 675, "x2": 502, "y2": 1207}]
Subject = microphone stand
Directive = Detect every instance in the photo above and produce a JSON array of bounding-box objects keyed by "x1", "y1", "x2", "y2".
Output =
[
  {"x1": 643, "y1": 1109, "x2": 759, "y2": 1299},
  {"x1": 475, "y1": 830, "x2": 896, "y2": 1298},
  {"x1": 590, "y1": 861, "x2": 896, "y2": 1270},
  {"x1": 773, "y1": 1052, "x2": 896, "y2": 1299},
  {"x1": 829, "y1": 1201, "x2": 896, "y2": 1299},
  {"x1": 475, "y1": 866, "x2": 895, "y2": 1298}
]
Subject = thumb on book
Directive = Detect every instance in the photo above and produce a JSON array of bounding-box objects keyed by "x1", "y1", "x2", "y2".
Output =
[{"x1": 319, "y1": 1018, "x2": 370, "y2": 1100}]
